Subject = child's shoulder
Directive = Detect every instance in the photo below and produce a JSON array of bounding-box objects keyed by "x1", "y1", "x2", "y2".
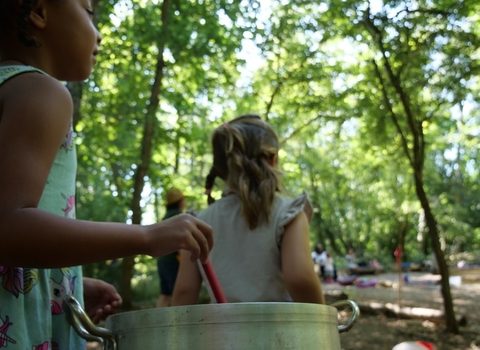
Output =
[
  {"x1": 272, "y1": 191, "x2": 310, "y2": 223},
  {"x1": 274, "y1": 191, "x2": 308, "y2": 207},
  {"x1": 2, "y1": 69, "x2": 70, "y2": 101},
  {"x1": 1, "y1": 68, "x2": 73, "y2": 121},
  {"x1": 0, "y1": 70, "x2": 73, "y2": 143}
]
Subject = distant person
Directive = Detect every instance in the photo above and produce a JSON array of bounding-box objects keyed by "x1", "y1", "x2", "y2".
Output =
[
  {"x1": 345, "y1": 248, "x2": 358, "y2": 269},
  {"x1": 345, "y1": 248, "x2": 356, "y2": 263},
  {"x1": 156, "y1": 189, "x2": 186, "y2": 307},
  {"x1": 324, "y1": 252, "x2": 335, "y2": 283},
  {"x1": 311, "y1": 243, "x2": 323, "y2": 262},
  {"x1": 314, "y1": 244, "x2": 327, "y2": 278},
  {"x1": 173, "y1": 115, "x2": 325, "y2": 305}
]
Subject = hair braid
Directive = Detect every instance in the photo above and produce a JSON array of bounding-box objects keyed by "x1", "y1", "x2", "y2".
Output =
[
  {"x1": 0, "y1": 0, "x2": 41, "y2": 48},
  {"x1": 18, "y1": 0, "x2": 40, "y2": 47},
  {"x1": 0, "y1": 2, "x2": 14, "y2": 40},
  {"x1": 204, "y1": 167, "x2": 217, "y2": 205}
]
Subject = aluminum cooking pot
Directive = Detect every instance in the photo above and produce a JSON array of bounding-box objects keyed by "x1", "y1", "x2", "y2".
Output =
[{"x1": 65, "y1": 295, "x2": 359, "y2": 350}]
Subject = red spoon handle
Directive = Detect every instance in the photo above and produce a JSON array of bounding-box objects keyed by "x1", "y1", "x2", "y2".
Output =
[{"x1": 201, "y1": 259, "x2": 227, "y2": 303}]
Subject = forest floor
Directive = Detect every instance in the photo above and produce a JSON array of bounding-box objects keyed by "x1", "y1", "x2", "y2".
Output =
[
  {"x1": 335, "y1": 272, "x2": 480, "y2": 350},
  {"x1": 86, "y1": 272, "x2": 480, "y2": 350}
]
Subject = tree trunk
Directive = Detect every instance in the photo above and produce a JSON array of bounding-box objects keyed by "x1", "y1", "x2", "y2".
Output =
[
  {"x1": 324, "y1": 225, "x2": 342, "y2": 255},
  {"x1": 413, "y1": 173, "x2": 459, "y2": 333},
  {"x1": 120, "y1": 0, "x2": 171, "y2": 309},
  {"x1": 365, "y1": 17, "x2": 459, "y2": 332},
  {"x1": 422, "y1": 229, "x2": 430, "y2": 256}
]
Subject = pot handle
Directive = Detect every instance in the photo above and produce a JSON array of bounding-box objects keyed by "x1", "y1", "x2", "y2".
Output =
[
  {"x1": 330, "y1": 300, "x2": 360, "y2": 333},
  {"x1": 64, "y1": 295, "x2": 118, "y2": 350}
]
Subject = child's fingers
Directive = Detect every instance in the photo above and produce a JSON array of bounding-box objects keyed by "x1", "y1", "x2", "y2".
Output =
[
  {"x1": 194, "y1": 218, "x2": 214, "y2": 251},
  {"x1": 196, "y1": 236, "x2": 209, "y2": 264},
  {"x1": 185, "y1": 229, "x2": 210, "y2": 262},
  {"x1": 193, "y1": 220, "x2": 213, "y2": 262},
  {"x1": 146, "y1": 215, "x2": 213, "y2": 259},
  {"x1": 102, "y1": 304, "x2": 112, "y2": 314},
  {"x1": 177, "y1": 217, "x2": 212, "y2": 262},
  {"x1": 92, "y1": 309, "x2": 103, "y2": 324},
  {"x1": 186, "y1": 237, "x2": 201, "y2": 262}
]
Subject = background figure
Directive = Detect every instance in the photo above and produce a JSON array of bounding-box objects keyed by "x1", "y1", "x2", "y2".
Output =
[
  {"x1": 173, "y1": 115, "x2": 324, "y2": 305},
  {"x1": 345, "y1": 248, "x2": 358, "y2": 269},
  {"x1": 311, "y1": 243, "x2": 322, "y2": 261},
  {"x1": 313, "y1": 244, "x2": 327, "y2": 279},
  {"x1": 156, "y1": 189, "x2": 186, "y2": 307},
  {"x1": 324, "y1": 251, "x2": 335, "y2": 283}
]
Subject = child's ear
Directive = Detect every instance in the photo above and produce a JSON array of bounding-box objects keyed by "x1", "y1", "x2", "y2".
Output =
[
  {"x1": 268, "y1": 154, "x2": 278, "y2": 167},
  {"x1": 28, "y1": 0, "x2": 48, "y2": 29}
]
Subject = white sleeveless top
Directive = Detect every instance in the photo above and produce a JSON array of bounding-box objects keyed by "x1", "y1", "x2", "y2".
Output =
[{"x1": 198, "y1": 192, "x2": 307, "y2": 302}]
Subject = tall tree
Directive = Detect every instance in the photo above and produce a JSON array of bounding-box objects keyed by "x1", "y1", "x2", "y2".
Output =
[
  {"x1": 356, "y1": 1, "x2": 479, "y2": 333},
  {"x1": 76, "y1": 0, "x2": 259, "y2": 308},
  {"x1": 73, "y1": 0, "x2": 480, "y2": 315},
  {"x1": 232, "y1": 0, "x2": 480, "y2": 332}
]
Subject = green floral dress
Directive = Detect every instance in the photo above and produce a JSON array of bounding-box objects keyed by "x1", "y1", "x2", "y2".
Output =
[{"x1": 0, "y1": 66, "x2": 84, "y2": 350}]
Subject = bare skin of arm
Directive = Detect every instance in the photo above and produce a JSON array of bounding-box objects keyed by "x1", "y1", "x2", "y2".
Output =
[
  {"x1": 0, "y1": 73, "x2": 213, "y2": 268},
  {"x1": 172, "y1": 210, "x2": 325, "y2": 306},
  {"x1": 171, "y1": 249, "x2": 203, "y2": 306},
  {"x1": 281, "y1": 211, "x2": 325, "y2": 304}
]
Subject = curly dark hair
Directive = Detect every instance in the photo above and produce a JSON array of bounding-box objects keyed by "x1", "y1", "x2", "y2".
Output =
[{"x1": 0, "y1": 0, "x2": 42, "y2": 47}]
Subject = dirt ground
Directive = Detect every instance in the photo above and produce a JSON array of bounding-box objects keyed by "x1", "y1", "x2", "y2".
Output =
[
  {"x1": 335, "y1": 272, "x2": 480, "y2": 350},
  {"x1": 86, "y1": 272, "x2": 480, "y2": 350}
]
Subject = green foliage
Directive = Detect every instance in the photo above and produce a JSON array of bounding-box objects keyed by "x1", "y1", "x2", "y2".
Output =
[{"x1": 77, "y1": 0, "x2": 480, "y2": 302}]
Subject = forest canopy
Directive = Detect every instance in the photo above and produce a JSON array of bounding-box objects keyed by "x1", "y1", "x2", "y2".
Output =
[{"x1": 77, "y1": 0, "x2": 480, "y2": 311}]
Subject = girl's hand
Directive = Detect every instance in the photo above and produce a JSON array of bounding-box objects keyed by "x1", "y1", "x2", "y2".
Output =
[
  {"x1": 145, "y1": 214, "x2": 214, "y2": 263},
  {"x1": 83, "y1": 277, "x2": 122, "y2": 324}
]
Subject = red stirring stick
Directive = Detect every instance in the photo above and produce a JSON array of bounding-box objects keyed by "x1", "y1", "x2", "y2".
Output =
[{"x1": 199, "y1": 259, "x2": 227, "y2": 303}]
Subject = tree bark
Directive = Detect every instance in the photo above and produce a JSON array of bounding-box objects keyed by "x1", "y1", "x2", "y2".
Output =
[
  {"x1": 120, "y1": 0, "x2": 171, "y2": 309},
  {"x1": 413, "y1": 174, "x2": 458, "y2": 332},
  {"x1": 364, "y1": 10, "x2": 459, "y2": 333}
]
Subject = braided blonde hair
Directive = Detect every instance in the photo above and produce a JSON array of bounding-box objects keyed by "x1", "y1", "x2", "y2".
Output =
[{"x1": 205, "y1": 115, "x2": 282, "y2": 230}]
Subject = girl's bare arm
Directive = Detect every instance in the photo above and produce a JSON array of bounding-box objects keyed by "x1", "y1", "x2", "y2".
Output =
[
  {"x1": 0, "y1": 73, "x2": 213, "y2": 267},
  {"x1": 281, "y1": 211, "x2": 325, "y2": 304},
  {"x1": 171, "y1": 249, "x2": 203, "y2": 306}
]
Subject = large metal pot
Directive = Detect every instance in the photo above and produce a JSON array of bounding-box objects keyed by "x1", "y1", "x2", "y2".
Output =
[{"x1": 65, "y1": 295, "x2": 359, "y2": 350}]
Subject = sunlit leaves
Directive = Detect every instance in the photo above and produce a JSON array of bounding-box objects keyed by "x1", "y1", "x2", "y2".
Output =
[{"x1": 77, "y1": 0, "x2": 480, "y2": 271}]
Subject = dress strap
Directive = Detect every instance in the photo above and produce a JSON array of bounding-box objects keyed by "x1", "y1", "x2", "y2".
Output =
[{"x1": 0, "y1": 65, "x2": 46, "y2": 85}]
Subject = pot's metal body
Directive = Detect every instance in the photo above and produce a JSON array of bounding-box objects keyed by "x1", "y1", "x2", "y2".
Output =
[{"x1": 65, "y1": 296, "x2": 359, "y2": 350}]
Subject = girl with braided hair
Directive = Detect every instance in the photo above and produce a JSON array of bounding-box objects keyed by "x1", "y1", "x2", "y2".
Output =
[
  {"x1": 173, "y1": 115, "x2": 324, "y2": 305},
  {"x1": 0, "y1": 1, "x2": 213, "y2": 348}
]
